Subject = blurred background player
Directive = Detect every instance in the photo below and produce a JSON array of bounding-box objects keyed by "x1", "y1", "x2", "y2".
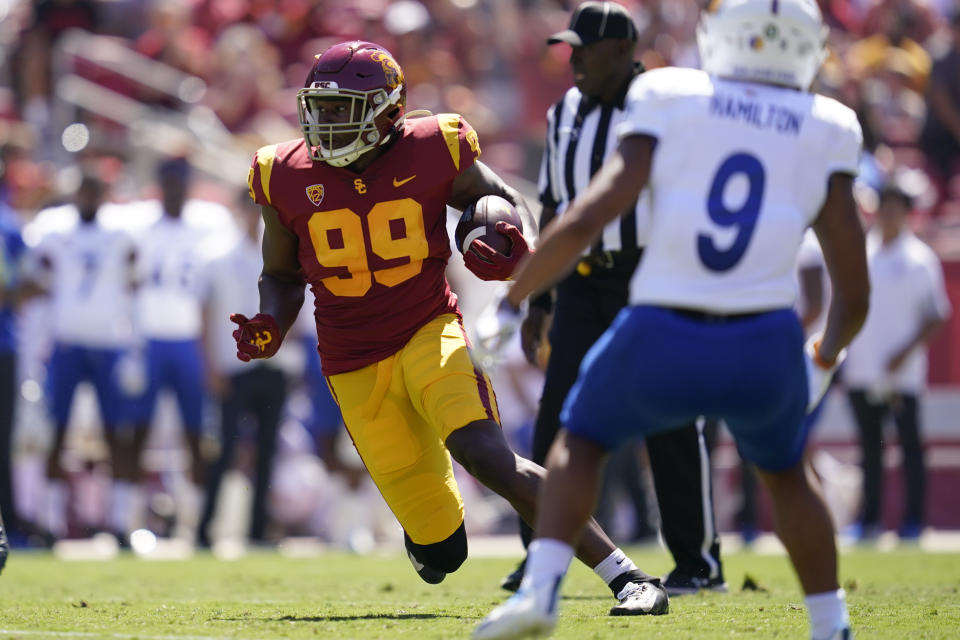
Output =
[
  {"x1": 497, "y1": 1, "x2": 725, "y2": 595},
  {"x1": 842, "y1": 176, "x2": 952, "y2": 542},
  {"x1": 236, "y1": 40, "x2": 668, "y2": 616},
  {"x1": 476, "y1": 0, "x2": 868, "y2": 638},
  {"x1": 197, "y1": 188, "x2": 291, "y2": 548},
  {"x1": 125, "y1": 156, "x2": 233, "y2": 541},
  {"x1": 25, "y1": 170, "x2": 137, "y2": 541}
]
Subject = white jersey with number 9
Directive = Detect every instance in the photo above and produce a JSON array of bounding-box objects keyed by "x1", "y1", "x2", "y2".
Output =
[{"x1": 618, "y1": 67, "x2": 862, "y2": 314}]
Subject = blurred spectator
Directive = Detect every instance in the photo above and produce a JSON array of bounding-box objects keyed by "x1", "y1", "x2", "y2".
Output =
[
  {"x1": 203, "y1": 24, "x2": 285, "y2": 135},
  {"x1": 843, "y1": 178, "x2": 952, "y2": 541},
  {"x1": 12, "y1": 0, "x2": 99, "y2": 132},
  {"x1": 134, "y1": 0, "x2": 212, "y2": 107},
  {"x1": 860, "y1": 0, "x2": 940, "y2": 44},
  {"x1": 920, "y1": 10, "x2": 960, "y2": 209},
  {"x1": 197, "y1": 189, "x2": 289, "y2": 548}
]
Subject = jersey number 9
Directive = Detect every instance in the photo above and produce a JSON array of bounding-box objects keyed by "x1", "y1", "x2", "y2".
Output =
[{"x1": 698, "y1": 152, "x2": 766, "y2": 272}]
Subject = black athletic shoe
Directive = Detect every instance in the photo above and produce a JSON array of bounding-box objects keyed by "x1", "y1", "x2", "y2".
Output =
[
  {"x1": 499, "y1": 558, "x2": 526, "y2": 592},
  {"x1": 403, "y1": 535, "x2": 446, "y2": 585},
  {"x1": 609, "y1": 580, "x2": 670, "y2": 616},
  {"x1": 661, "y1": 570, "x2": 728, "y2": 596}
]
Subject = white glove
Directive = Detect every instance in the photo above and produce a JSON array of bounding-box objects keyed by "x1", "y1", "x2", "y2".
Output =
[
  {"x1": 804, "y1": 334, "x2": 845, "y2": 413},
  {"x1": 475, "y1": 298, "x2": 524, "y2": 357}
]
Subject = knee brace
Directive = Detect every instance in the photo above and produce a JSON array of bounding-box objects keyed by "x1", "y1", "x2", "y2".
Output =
[{"x1": 404, "y1": 521, "x2": 467, "y2": 574}]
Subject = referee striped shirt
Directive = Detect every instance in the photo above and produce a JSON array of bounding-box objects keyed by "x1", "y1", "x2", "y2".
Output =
[{"x1": 537, "y1": 71, "x2": 650, "y2": 257}]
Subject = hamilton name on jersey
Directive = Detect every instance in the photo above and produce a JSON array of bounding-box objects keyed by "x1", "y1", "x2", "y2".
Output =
[{"x1": 708, "y1": 92, "x2": 804, "y2": 136}]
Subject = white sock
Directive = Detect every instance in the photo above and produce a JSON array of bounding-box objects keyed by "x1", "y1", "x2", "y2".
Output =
[
  {"x1": 805, "y1": 589, "x2": 849, "y2": 640},
  {"x1": 174, "y1": 482, "x2": 203, "y2": 540},
  {"x1": 593, "y1": 547, "x2": 639, "y2": 585},
  {"x1": 519, "y1": 538, "x2": 575, "y2": 590},
  {"x1": 42, "y1": 480, "x2": 68, "y2": 538},
  {"x1": 108, "y1": 481, "x2": 135, "y2": 535}
]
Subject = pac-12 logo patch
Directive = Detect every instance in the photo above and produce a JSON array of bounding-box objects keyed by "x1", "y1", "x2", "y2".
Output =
[{"x1": 306, "y1": 184, "x2": 325, "y2": 206}]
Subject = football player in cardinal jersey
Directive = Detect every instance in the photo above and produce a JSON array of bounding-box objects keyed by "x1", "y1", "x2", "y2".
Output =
[
  {"x1": 236, "y1": 40, "x2": 668, "y2": 616},
  {"x1": 476, "y1": 0, "x2": 868, "y2": 638}
]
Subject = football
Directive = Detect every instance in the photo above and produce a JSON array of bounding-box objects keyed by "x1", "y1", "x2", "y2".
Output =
[{"x1": 454, "y1": 195, "x2": 524, "y2": 260}]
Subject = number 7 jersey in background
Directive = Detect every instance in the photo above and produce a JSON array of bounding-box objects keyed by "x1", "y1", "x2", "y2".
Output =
[
  {"x1": 618, "y1": 67, "x2": 863, "y2": 314},
  {"x1": 247, "y1": 113, "x2": 482, "y2": 375}
]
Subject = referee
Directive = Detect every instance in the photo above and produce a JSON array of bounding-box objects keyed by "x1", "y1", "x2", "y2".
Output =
[{"x1": 502, "y1": 1, "x2": 726, "y2": 596}]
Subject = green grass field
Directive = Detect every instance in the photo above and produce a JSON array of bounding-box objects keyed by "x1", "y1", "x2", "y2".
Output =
[{"x1": 0, "y1": 546, "x2": 957, "y2": 639}]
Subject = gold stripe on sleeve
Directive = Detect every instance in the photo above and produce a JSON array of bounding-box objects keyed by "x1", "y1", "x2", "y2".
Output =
[
  {"x1": 257, "y1": 144, "x2": 279, "y2": 205},
  {"x1": 437, "y1": 114, "x2": 462, "y2": 172}
]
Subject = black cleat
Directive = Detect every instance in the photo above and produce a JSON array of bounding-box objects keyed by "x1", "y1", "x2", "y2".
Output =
[
  {"x1": 403, "y1": 534, "x2": 446, "y2": 584},
  {"x1": 662, "y1": 569, "x2": 728, "y2": 596},
  {"x1": 499, "y1": 558, "x2": 526, "y2": 592}
]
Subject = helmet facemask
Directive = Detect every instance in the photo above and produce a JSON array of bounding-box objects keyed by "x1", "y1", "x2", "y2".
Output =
[{"x1": 297, "y1": 84, "x2": 404, "y2": 167}]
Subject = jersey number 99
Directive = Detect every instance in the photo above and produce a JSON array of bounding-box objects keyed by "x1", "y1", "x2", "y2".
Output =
[{"x1": 307, "y1": 197, "x2": 430, "y2": 297}]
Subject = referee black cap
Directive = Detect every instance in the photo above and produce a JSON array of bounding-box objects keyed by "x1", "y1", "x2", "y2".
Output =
[{"x1": 547, "y1": 1, "x2": 638, "y2": 47}]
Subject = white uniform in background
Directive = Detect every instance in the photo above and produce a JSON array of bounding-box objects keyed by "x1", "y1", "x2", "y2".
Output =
[
  {"x1": 37, "y1": 216, "x2": 136, "y2": 349},
  {"x1": 124, "y1": 198, "x2": 236, "y2": 538}
]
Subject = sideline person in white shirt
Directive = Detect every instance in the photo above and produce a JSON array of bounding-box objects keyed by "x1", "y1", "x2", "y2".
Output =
[
  {"x1": 197, "y1": 190, "x2": 292, "y2": 547},
  {"x1": 842, "y1": 178, "x2": 952, "y2": 542}
]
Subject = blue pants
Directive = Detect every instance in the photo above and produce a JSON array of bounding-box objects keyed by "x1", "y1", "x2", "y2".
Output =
[
  {"x1": 128, "y1": 339, "x2": 204, "y2": 430},
  {"x1": 47, "y1": 343, "x2": 126, "y2": 427},
  {"x1": 563, "y1": 306, "x2": 809, "y2": 471}
]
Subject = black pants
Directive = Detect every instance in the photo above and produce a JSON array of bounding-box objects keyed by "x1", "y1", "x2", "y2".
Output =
[
  {"x1": 847, "y1": 389, "x2": 926, "y2": 527},
  {"x1": 0, "y1": 352, "x2": 17, "y2": 535},
  {"x1": 199, "y1": 366, "x2": 287, "y2": 542},
  {"x1": 522, "y1": 269, "x2": 722, "y2": 578},
  {"x1": 594, "y1": 440, "x2": 652, "y2": 538}
]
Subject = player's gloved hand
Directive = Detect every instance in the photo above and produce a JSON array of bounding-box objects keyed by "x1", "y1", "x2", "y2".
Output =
[
  {"x1": 464, "y1": 222, "x2": 532, "y2": 281},
  {"x1": 231, "y1": 313, "x2": 282, "y2": 362},
  {"x1": 804, "y1": 334, "x2": 846, "y2": 412}
]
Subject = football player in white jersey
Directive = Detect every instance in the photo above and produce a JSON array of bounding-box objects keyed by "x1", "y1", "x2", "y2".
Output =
[
  {"x1": 475, "y1": 1, "x2": 869, "y2": 639},
  {"x1": 125, "y1": 156, "x2": 235, "y2": 540},
  {"x1": 28, "y1": 171, "x2": 139, "y2": 540}
]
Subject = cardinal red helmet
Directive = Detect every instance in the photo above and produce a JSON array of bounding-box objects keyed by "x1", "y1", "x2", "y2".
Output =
[{"x1": 297, "y1": 41, "x2": 407, "y2": 166}]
